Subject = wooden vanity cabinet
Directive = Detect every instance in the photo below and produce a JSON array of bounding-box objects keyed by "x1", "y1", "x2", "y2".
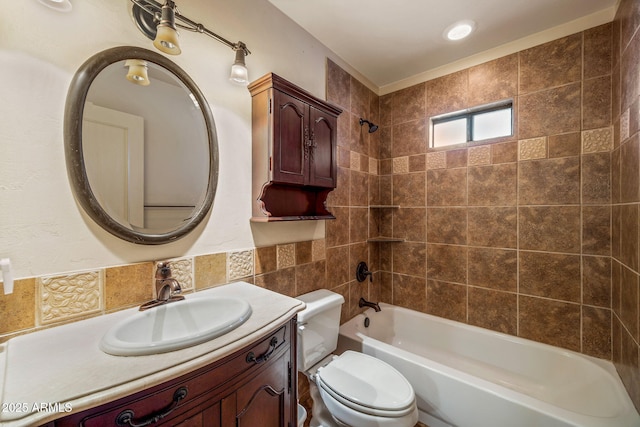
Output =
[
  {"x1": 46, "y1": 319, "x2": 297, "y2": 427},
  {"x1": 249, "y1": 73, "x2": 342, "y2": 221}
]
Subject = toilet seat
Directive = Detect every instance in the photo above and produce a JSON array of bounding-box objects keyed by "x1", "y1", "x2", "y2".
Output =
[{"x1": 315, "y1": 351, "x2": 416, "y2": 417}]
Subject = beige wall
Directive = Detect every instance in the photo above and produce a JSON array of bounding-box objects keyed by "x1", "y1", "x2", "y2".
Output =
[{"x1": 0, "y1": 0, "x2": 369, "y2": 281}]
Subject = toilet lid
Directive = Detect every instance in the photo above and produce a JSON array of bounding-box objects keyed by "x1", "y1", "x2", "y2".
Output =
[{"x1": 316, "y1": 351, "x2": 415, "y2": 413}]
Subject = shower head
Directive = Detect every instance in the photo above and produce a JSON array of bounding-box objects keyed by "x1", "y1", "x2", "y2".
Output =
[{"x1": 359, "y1": 118, "x2": 378, "y2": 133}]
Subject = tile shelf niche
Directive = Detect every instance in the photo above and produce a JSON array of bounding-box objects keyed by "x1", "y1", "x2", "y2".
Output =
[{"x1": 367, "y1": 205, "x2": 405, "y2": 243}]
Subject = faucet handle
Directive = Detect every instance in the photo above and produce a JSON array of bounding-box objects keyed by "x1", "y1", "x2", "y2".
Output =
[
  {"x1": 156, "y1": 261, "x2": 172, "y2": 279},
  {"x1": 355, "y1": 261, "x2": 373, "y2": 282}
]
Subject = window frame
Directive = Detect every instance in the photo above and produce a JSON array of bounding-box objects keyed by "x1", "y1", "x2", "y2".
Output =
[{"x1": 430, "y1": 99, "x2": 514, "y2": 149}]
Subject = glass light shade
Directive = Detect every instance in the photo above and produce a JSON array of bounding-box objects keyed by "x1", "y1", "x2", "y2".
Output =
[
  {"x1": 229, "y1": 48, "x2": 249, "y2": 85},
  {"x1": 125, "y1": 60, "x2": 150, "y2": 86},
  {"x1": 154, "y1": 25, "x2": 181, "y2": 55},
  {"x1": 229, "y1": 64, "x2": 249, "y2": 85}
]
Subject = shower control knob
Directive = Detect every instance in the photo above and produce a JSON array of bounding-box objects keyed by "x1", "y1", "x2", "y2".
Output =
[{"x1": 355, "y1": 261, "x2": 373, "y2": 282}]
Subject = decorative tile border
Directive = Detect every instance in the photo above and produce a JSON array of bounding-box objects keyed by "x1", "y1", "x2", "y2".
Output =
[
  {"x1": 582, "y1": 127, "x2": 613, "y2": 154},
  {"x1": 38, "y1": 270, "x2": 102, "y2": 325},
  {"x1": 468, "y1": 146, "x2": 491, "y2": 166},
  {"x1": 426, "y1": 151, "x2": 446, "y2": 169},
  {"x1": 350, "y1": 152, "x2": 361, "y2": 171},
  {"x1": 166, "y1": 258, "x2": 194, "y2": 291},
  {"x1": 369, "y1": 158, "x2": 378, "y2": 175},
  {"x1": 392, "y1": 156, "x2": 409, "y2": 174},
  {"x1": 620, "y1": 109, "x2": 630, "y2": 142},
  {"x1": 228, "y1": 250, "x2": 254, "y2": 280},
  {"x1": 519, "y1": 137, "x2": 547, "y2": 160},
  {"x1": 1, "y1": 239, "x2": 327, "y2": 337},
  {"x1": 277, "y1": 243, "x2": 296, "y2": 269}
]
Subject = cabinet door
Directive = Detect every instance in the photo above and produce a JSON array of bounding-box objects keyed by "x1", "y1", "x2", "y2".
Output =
[
  {"x1": 308, "y1": 106, "x2": 337, "y2": 188},
  {"x1": 272, "y1": 90, "x2": 307, "y2": 186},
  {"x1": 232, "y1": 350, "x2": 291, "y2": 427}
]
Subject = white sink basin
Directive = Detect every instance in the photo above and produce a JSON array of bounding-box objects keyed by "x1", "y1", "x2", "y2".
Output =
[{"x1": 100, "y1": 297, "x2": 252, "y2": 356}]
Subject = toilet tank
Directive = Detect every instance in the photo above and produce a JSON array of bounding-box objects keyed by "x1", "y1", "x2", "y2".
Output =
[{"x1": 296, "y1": 289, "x2": 345, "y2": 371}]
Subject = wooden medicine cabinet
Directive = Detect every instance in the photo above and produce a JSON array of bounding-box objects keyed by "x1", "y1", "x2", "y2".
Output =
[{"x1": 248, "y1": 73, "x2": 342, "y2": 221}]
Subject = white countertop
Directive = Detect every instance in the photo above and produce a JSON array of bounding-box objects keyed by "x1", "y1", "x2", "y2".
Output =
[{"x1": 0, "y1": 281, "x2": 304, "y2": 426}]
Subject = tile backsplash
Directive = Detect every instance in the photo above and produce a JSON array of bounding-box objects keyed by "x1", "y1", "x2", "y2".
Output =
[{"x1": 0, "y1": 241, "x2": 326, "y2": 340}]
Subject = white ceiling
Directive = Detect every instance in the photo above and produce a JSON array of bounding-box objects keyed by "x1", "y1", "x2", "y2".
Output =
[{"x1": 269, "y1": 0, "x2": 618, "y2": 92}]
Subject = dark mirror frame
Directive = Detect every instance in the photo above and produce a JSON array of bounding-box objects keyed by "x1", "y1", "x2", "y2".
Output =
[{"x1": 64, "y1": 46, "x2": 219, "y2": 244}]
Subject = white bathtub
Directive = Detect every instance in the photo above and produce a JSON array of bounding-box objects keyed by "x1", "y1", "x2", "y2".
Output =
[{"x1": 337, "y1": 303, "x2": 640, "y2": 427}]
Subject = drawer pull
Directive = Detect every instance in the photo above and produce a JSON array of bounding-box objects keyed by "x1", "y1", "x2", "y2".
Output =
[
  {"x1": 246, "y1": 336, "x2": 278, "y2": 364},
  {"x1": 115, "y1": 387, "x2": 188, "y2": 427}
]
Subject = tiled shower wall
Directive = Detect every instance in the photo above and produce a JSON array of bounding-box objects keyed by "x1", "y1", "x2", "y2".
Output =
[
  {"x1": 327, "y1": 23, "x2": 614, "y2": 356},
  {"x1": 612, "y1": 0, "x2": 640, "y2": 411},
  {"x1": 324, "y1": 20, "x2": 639, "y2": 410},
  {"x1": 374, "y1": 24, "x2": 613, "y2": 357},
  {"x1": 326, "y1": 10, "x2": 640, "y2": 409}
]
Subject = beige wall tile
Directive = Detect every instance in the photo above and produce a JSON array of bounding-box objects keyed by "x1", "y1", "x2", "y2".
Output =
[
  {"x1": 195, "y1": 253, "x2": 227, "y2": 289},
  {"x1": 0, "y1": 278, "x2": 36, "y2": 335},
  {"x1": 105, "y1": 263, "x2": 154, "y2": 311}
]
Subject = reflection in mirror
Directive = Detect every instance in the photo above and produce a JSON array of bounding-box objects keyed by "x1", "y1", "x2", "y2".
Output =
[{"x1": 65, "y1": 46, "x2": 218, "y2": 244}]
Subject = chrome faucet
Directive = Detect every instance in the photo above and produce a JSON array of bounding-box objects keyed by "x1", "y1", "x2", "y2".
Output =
[
  {"x1": 140, "y1": 262, "x2": 184, "y2": 310},
  {"x1": 359, "y1": 297, "x2": 381, "y2": 312}
]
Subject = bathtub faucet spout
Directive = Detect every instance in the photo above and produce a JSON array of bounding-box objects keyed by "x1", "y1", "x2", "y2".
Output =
[{"x1": 359, "y1": 297, "x2": 381, "y2": 312}]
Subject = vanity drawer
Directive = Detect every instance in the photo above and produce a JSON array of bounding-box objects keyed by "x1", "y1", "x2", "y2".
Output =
[{"x1": 51, "y1": 320, "x2": 294, "y2": 427}]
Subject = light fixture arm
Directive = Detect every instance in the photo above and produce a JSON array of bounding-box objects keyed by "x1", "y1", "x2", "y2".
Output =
[{"x1": 129, "y1": 0, "x2": 250, "y2": 56}]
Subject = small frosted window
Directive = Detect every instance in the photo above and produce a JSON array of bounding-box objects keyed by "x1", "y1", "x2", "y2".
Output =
[
  {"x1": 473, "y1": 108, "x2": 512, "y2": 141},
  {"x1": 431, "y1": 101, "x2": 513, "y2": 148},
  {"x1": 433, "y1": 118, "x2": 467, "y2": 147}
]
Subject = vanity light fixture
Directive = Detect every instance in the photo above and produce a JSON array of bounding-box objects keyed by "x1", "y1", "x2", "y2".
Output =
[
  {"x1": 125, "y1": 59, "x2": 151, "y2": 86},
  {"x1": 130, "y1": 0, "x2": 251, "y2": 85},
  {"x1": 153, "y1": 0, "x2": 181, "y2": 55},
  {"x1": 229, "y1": 43, "x2": 249, "y2": 85},
  {"x1": 444, "y1": 20, "x2": 476, "y2": 41}
]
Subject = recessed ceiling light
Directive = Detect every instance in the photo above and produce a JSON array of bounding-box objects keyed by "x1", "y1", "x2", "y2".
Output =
[
  {"x1": 36, "y1": 0, "x2": 72, "y2": 12},
  {"x1": 444, "y1": 20, "x2": 476, "y2": 41}
]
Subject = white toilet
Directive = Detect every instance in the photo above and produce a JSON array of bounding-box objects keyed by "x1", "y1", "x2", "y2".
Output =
[{"x1": 297, "y1": 289, "x2": 419, "y2": 427}]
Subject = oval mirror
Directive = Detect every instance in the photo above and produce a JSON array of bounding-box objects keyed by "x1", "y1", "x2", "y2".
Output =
[{"x1": 64, "y1": 46, "x2": 218, "y2": 244}]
